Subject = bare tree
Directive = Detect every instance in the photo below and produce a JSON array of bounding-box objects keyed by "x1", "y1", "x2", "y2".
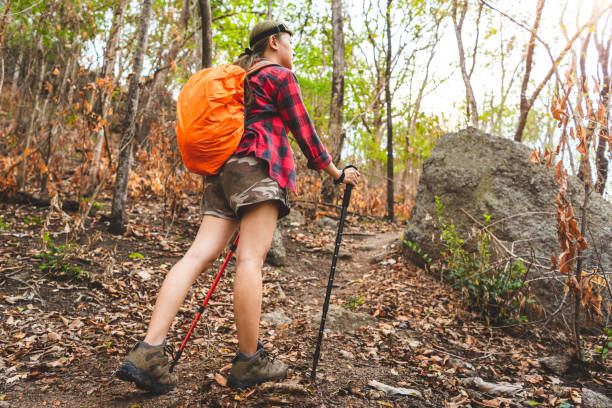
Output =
[
  {"x1": 593, "y1": 9, "x2": 611, "y2": 195},
  {"x1": 199, "y1": 0, "x2": 213, "y2": 69},
  {"x1": 514, "y1": 0, "x2": 546, "y2": 142},
  {"x1": 385, "y1": 0, "x2": 394, "y2": 220},
  {"x1": 479, "y1": 0, "x2": 611, "y2": 143},
  {"x1": 85, "y1": 0, "x2": 128, "y2": 196},
  {"x1": 136, "y1": 0, "x2": 194, "y2": 144},
  {"x1": 110, "y1": 0, "x2": 153, "y2": 233},
  {"x1": 321, "y1": 0, "x2": 346, "y2": 203},
  {"x1": 0, "y1": 0, "x2": 12, "y2": 96},
  {"x1": 327, "y1": 0, "x2": 346, "y2": 165},
  {"x1": 451, "y1": 0, "x2": 481, "y2": 128},
  {"x1": 16, "y1": 36, "x2": 45, "y2": 190}
]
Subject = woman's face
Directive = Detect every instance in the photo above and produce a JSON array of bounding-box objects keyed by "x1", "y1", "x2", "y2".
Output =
[{"x1": 273, "y1": 32, "x2": 295, "y2": 70}]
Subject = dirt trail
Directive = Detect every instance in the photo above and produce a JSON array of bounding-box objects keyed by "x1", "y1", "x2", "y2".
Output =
[{"x1": 1, "y1": 200, "x2": 610, "y2": 407}]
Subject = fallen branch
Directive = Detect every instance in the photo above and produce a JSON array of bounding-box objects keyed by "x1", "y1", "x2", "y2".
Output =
[
  {"x1": 6, "y1": 276, "x2": 46, "y2": 307},
  {"x1": 459, "y1": 208, "x2": 547, "y2": 270},
  {"x1": 368, "y1": 380, "x2": 422, "y2": 397},
  {"x1": 461, "y1": 376, "x2": 522, "y2": 396},
  {"x1": 259, "y1": 382, "x2": 310, "y2": 395}
]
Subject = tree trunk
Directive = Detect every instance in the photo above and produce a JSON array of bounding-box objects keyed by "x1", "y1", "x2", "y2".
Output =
[
  {"x1": 87, "y1": 0, "x2": 128, "y2": 197},
  {"x1": 514, "y1": 0, "x2": 545, "y2": 142},
  {"x1": 408, "y1": 23, "x2": 440, "y2": 141},
  {"x1": 11, "y1": 51, "x2": 22, "y2": 86},
  {"x1": 199, "y1": 0, "x2": 213, "y2": 69},
  {"x1": 451, "y1": 0, "x2": 478, "y2": 128},
  {"x1": 0, "y1": 0, "x2": 11, "y2": 97},
  {"x1": 577, "y1": 30, "x2": 594, "y2": 185},
  {"x1": 17, "y1": 37, "x2": 45, "y2": 190},
  {"x1": 321, "y1": 0, "x2": 346, "y2": 204},
  {"x1": 384, "y1": 0, "x2": 394, "y2": 221},
  {"x1": 13, "y1": 49, "x2": 33, "y2": 135},
  {"x1": 137, "y1": 0, "x2": 192, "y2": 145},
  {"x1": 594, "y1": 22, "x2": 611, "y2": 195},
  {"x1": 327, "y1": 0, "x2": 346, "y2": 165},
  {"x1": 180, "y1": 0, "x2": 191, "y2": 29},
  {"x1": 40, "y1": 39, "x2": 80, "y2": 197},
  {"x1": 110, "y1": 0, "x2": 153, "y2": 234}
]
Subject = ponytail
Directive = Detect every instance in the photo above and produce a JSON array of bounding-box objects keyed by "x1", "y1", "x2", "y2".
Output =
[{"x1": 232, "y1": 34, "x2": 281, "y2": 107}]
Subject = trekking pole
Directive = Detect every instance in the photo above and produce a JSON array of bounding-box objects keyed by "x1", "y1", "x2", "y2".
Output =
[
  {"x1": 311, "y1": 166, "x2": 356, "y2": 381},
  {"x1": 169, "y1": 231, "x2": 240, "y2": 373}
]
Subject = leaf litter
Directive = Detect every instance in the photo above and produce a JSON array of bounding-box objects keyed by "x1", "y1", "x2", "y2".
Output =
[{"x1": 0, "y1": 199, "x2": 610, "y2": 407}]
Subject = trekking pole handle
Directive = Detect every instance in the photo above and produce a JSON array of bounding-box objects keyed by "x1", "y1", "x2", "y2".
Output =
[{"x1": 334, "y1": 165, "x2": 358, "y2": 185}]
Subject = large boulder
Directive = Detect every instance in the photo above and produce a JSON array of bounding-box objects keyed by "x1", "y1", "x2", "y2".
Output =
[
  {"x1": 403, "y1": 128, "x2": 612, "y2": 317},
  {"x1": 266, "y1": 225, "x2": 286, "y2": 266}
]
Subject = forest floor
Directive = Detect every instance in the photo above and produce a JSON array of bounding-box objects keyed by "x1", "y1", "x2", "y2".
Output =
[{"x1": 0, "y1": 194, "x2": 611, "y2": 408}]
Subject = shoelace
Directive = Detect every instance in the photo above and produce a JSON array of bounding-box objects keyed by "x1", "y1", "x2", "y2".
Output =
[{"x1": 163, "y1": 343, "x2": 176, "y2": 361}]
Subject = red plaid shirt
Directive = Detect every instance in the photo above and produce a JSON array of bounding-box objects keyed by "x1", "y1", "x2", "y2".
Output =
[{"x1": 235, "y1": 59, "x2": 331, "y2": 193}]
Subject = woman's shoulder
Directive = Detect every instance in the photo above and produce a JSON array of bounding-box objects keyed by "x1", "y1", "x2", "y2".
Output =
[
  {"x1": 251, "y1": 60, "x2": 292, "y2": 80},
  {"x1": 263, "y1": 64, "x2": 293, "y2": 81}
]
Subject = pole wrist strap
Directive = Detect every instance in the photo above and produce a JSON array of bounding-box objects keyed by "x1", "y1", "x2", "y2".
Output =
[{"x1": 334, "y1": 165, "x2": 357, "y2": 185}]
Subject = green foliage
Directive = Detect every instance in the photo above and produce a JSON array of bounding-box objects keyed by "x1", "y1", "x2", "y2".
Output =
[
  {"x1": 0, "y1": 217, "x2": 10, "y2": 231},
  {"x1": 24, "y1": 216, "x2": 42, "y2": 227},
  {"x1": 82, "y1": 197, "x2": 103, "y2": 211},
  {"x1": 345, "y1": 295, "x2": 364, "y2": 309},
  {"x1": 36, "y1": 234, "x2": 87, "y2": 279},
  {"x1": 406, "y1": 113, "x2": 443, "y2": 167},
  {"x1": 594, "y1": 327, "x2": 612, "y2": 361},
  {"x1": 435, "y1": 196, "x2": 528, "y2": 323},
  {"x1": 402, "y1": 237, "x2": 432, "y2": 264},
  {"x1": 129, "y1": 252, "x2": 144, "y2": 259}
]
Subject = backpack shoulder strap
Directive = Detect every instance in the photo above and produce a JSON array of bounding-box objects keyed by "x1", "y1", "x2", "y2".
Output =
[{"x1": 246, "y1": 61, "x2": 280, "y2": 76}]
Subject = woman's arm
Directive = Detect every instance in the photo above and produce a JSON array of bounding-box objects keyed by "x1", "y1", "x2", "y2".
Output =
[
  {"x1": 323, "y1": 163, "x2": 343, "y2": 181},
  {"x1": 323, "y1": 162, "x2": 361, "y2": 185},
  {"x1": 276, "y1": 71, "x2": 361, "y2": 186},
  {"x1": 276, "y1": 71, "x2": 331, "y2": 170}
]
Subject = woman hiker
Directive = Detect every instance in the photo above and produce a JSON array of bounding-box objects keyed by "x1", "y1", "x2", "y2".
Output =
[{"x1": 115, "y1": 20, "x2": 361, "y2": 394}]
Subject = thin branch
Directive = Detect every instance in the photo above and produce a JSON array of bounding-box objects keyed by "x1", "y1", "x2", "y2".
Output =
[
  {"x1": 6, "y1": 0, "x2": 44, "y2": 16},
  {"x1": 459, "y1": 208, "x2": 547, "y2": 270}
]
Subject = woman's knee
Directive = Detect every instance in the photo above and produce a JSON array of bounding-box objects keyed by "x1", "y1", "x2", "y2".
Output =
[
  {"x1": 180, "y1": 250, "x2": 216, "y2": 274},
  {"x1": 235, "y1": 247, "x2": 268, "y2": 270}
]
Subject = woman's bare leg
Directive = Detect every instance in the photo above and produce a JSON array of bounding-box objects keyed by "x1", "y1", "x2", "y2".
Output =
[
  {"x1": 233, "y1": 201, "x2": 279, "y2": 355},
  {"x1": 144, "y1": 215, "x2": 238, "y2": 345}
]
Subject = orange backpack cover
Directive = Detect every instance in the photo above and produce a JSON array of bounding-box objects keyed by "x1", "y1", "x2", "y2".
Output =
[{"x1": 176, "y1": 64, "x2": 247, "y2": 176}]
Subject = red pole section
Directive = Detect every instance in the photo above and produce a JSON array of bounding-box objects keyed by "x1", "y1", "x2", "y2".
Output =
[{"x1": 170, "y1": 232, "x2": 240, "y2": 372}]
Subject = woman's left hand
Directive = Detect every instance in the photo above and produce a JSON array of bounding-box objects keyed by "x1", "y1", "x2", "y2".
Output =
[{"x1": 340, "y1": 166, "x2": 361, "y2": 186}]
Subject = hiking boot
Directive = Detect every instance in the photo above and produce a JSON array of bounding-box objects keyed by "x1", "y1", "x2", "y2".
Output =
[
  {"x1": 227, "y1": 341, "x2": 287, "y2": 388},
  {"x1": 115, "y1": 340, "x2": 177, "y2": 394}
]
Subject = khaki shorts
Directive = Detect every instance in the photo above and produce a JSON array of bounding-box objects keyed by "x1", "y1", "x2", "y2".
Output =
[{"x1": 201, "y1": 155, "x2": 290, "y2": 221}]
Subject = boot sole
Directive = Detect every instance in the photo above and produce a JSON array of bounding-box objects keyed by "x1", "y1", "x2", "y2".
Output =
[
  {"x1": 115, "y1": 361, "x2": 176, "y2": 395},
  {"x1": 226, "y1": 372, "x2": 287, "y2": 389}
]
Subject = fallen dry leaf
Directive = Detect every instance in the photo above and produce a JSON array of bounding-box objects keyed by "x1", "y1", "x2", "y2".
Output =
[{"x1": 215, "y1": 373, "x2": 227, "y2": 387}]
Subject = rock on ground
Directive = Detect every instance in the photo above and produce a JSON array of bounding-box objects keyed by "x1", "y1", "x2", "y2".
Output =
[
  {"x1": 279, "y1": 208, "x2": 306, "y2": 227},
  {"x1": 315, "y1": 215, "x2": 337, "y2": 230},
  {"x1": 266, "y1": 224, "x2": 286, "y2": 266},
  {"x1": 310, "y1": 304, "x2": 376, "y2": 332},
  {"x1": 581, "y1": 388, "x2": 612, "y2": 408},
  {"x1": 403, "y1": 127, "x2": 612, "y2": 318},
  {"x1": 538, "y1": 355, "x2": 572, "y2": 376},
  {"x1": 322, "y1": 243, "x2": 352, "y2": 259},
  {"x1": 261, "y1": 309, "x2": 292, "y2": 326}
]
